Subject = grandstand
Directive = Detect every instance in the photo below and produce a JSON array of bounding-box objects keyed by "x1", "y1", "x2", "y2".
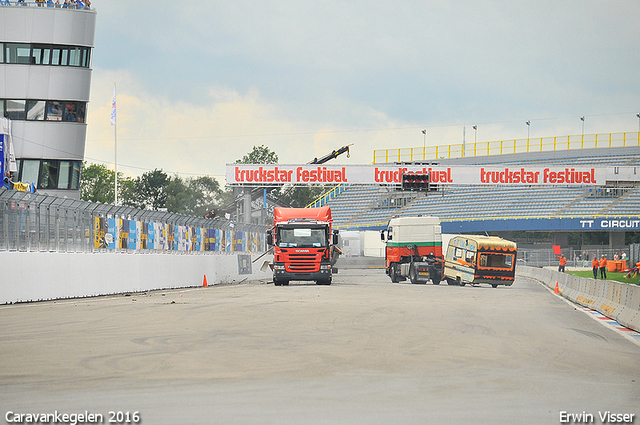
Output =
[{"x1": 321, "y1": 144, "x2": 640, "y2": 253}]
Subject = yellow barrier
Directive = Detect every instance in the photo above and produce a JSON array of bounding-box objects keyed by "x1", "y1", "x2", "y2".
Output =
[{"x1": 373, "y1": 131, "x2": 640, "y2": 163}]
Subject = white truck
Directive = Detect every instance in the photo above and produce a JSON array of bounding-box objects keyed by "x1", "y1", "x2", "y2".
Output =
[{"x1": 380, "y1": 216, "x2": 444, "y2": 284}]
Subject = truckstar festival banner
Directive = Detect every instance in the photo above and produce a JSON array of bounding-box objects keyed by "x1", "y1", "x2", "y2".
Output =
[{"x1": 227, "y1": 164, "x2": 607, "y2": 186}]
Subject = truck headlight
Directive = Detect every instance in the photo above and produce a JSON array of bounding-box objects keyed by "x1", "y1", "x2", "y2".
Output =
[
  {"x1": 320, "y1": 265, "x2": 331, "y2": 270},
  {"x1": 274, "y1": 265, "x2": 285, "y2": 270}
]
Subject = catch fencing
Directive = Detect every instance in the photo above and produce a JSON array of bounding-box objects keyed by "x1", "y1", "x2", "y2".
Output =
[
  {"x1": 518, "y1": 247, "x2": 639, "y2": 269},
  {"x1": 0, "y1": 189, "x2": 268, "y2": 254}
]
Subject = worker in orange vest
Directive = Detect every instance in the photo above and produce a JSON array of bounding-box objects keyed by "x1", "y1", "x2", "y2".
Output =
[
  {"x1": 599, "y1": 255, "x2": 607, "y2": 279},
  {"x1": 592, "y1": 256, "x2": 599, "y2": 279},
  {"x1": 558, "y1": 254, "x2": 567, "y2": 273}
]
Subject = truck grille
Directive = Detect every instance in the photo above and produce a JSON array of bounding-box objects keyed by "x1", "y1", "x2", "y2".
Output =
[{"x1": 286, "y1": 252, "x2": 321, "y2": 272}]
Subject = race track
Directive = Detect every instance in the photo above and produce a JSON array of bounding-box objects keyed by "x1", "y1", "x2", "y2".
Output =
[{"x1": 1, "y1": 268, "x2": 638, "y2": 424}]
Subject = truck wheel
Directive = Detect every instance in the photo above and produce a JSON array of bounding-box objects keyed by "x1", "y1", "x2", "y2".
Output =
[
  {"x1": 390, "y1": 264, "x2": 399, "y2": 283},
  {"x1": 273, "y1": 278, "x2": 281, "y2": 286},
  {"x1": 446, "y1": 278, "x2": 457, "y2": 285},
  {"x1": 430, "y1": 268, "x2": 440, "y2": 285},
  {"x1": 492, "y1": 284, "x2": 498, "y2": 288},
  {"x1": 409, "y1": 265, "x2": 419, "y2": 284},
  {"x1": 458, "y1": 277, "x2": 466, "y2": 287},
  {"x1": 316, "y1": 279, "x2": 331, "y2": 285}
]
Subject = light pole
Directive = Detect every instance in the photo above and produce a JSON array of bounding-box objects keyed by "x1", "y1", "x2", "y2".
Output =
[
  {"x1": 473, "y1": 125, "x2": 477, "y2": 143},
  {"x1": 422, "y1": 129, "x2": 426, "y2": 159},
  {"x1": 636, "y1": 113, "x2": 640, "y2": 133},
  {"x1": 526, "y1": 120, "x2": 530, "y2": 139},
  {"x1": 580, "y1": 116, "x2": 585, "y2": 135}
]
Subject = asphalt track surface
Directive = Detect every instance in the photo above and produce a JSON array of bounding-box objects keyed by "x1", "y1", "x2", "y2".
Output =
[{"x1": 1, "y1": 269, "x2": 639, "y2": 425}]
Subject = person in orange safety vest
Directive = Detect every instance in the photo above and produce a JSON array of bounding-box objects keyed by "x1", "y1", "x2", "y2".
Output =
[
  {"x1": 599, "y1": 255, "x2": 607, "y2": 279},
  {"x1": 592, "y1": 256, "x2": 599, "y2": 279},
  {"x1": 558, "y1": 255, "x2": 567, "y2": 273}
]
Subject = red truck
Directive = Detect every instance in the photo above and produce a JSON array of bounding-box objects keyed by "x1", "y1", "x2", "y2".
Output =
[{"x1": 267, "y1": 206, "x2": 340, "y2": 286}]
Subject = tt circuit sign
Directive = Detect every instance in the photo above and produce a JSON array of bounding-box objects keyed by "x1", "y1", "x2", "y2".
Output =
[
  {"x1": 442, "y1": 217, "x2": 640, "y2": 233},
  {"x1": 227, "y1": 164, "x2": 607, "y2": 186}
]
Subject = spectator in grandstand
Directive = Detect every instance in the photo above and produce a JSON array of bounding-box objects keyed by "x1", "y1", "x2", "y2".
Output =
[
  {"x1": 599, "y1": 255, "x2": 608, "y2": 279},
  {"x1": 592, "y1": 256, "x2": 599, "y2": 279},
  {"x1": 614, "y1": 252, "x2": 619, "y2": 261},
  {"x1": 621, "y1": 252, "x2": 627, "y2": 260},
  {"x1": 558, "y1": 254, "x2": 567, "y2": 273}
]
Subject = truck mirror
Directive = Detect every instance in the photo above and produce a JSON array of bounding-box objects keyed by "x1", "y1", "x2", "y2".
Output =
[
  {"x1": 266, "y1": 230, "x2": 273, "y2": 246},
  {"x1": 380, "y1": 231, "x2": 385, "y2": 241},
  {"x1": 332, "y1": 233, "x2": 339, "y2": 245}
]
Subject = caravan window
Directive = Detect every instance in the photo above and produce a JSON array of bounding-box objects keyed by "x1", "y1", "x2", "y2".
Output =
[{"x1": 478, "y1": 253, "x2": 514, "y2": 270}]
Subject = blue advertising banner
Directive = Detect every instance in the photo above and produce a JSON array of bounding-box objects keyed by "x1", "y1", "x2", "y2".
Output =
[
  {"x1": 129, "y1": 220, "x2": 138, "y2": 250},
  {"x1": 147, "y1": 222, "x2": 154, "y2": 250},
  {"x1": 441, "y1": 216, "x2": 640, "y2": 233},
  {"x1": 107, "y1": 218, "x2": 116, "y2": 249}
]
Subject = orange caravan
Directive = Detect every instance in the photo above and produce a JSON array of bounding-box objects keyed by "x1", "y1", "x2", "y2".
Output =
[{"x1": 444, "y1": 235, "x2": 517, "y2": 288}]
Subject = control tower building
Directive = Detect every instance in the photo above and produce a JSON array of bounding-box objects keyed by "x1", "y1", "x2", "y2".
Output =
[{"x1": 0, "y1": 2, "x2": 96, "y2": 199}]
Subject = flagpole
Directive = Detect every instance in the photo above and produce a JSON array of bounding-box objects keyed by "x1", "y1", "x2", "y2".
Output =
[{"x1": 112, "y1": 82, "x2": 118, "y2": 205}]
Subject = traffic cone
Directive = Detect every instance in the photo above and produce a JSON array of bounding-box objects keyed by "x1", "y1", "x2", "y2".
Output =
[
  {"x1": 203, "y1": 275, "x2": 208, "y2": 287},
  {"x1": 554, "y1": 281, "x2": 560, "y2": 294}
]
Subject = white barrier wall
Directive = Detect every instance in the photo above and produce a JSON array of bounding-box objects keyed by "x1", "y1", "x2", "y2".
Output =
[
  {"x1": 518, "y1": 266, "x2": 640, "y2": 332},
  {"x1": 1, "y1": 252, "x2": 274, "y2": 304}
]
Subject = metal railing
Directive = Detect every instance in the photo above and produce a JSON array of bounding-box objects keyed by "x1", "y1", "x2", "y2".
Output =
[
  {"x1": 518, "y1": 247, "x2": 639, "y2": 270},
  {"x1": 0, "y1": 189, "x2": 268, "y2": 254},
  {"x1": 0, "y1": 1, "x2": 91, "y2": 9},
  {"x1": 373, "y1": 131, "x2": 640, "y2": 163},
  {"x1": 307, "y1": 184, "x2": 350, "y2": 208}
]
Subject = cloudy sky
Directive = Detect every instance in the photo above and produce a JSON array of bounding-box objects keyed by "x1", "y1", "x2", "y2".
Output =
[{"x1": 85, "y1": 1, "x2": 640, "y2": 182}]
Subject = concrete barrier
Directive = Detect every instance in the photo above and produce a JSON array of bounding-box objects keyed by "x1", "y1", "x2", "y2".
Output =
[
  {"x1": 1, "y1": 251, "x2": 273, "y2": 304},
  {"x1": 518, "y1": 265, "x2": 640, "y2": 332}
]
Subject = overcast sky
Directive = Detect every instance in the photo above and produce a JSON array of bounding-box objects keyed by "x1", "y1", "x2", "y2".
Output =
[{"x1": 84, "y1": 0, "x2": 640, "y2": 182}]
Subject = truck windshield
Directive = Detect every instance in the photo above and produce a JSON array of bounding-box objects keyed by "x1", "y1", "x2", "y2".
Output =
[{"x1": 278, "y1": 227, "x2": 327, "y2": 248}]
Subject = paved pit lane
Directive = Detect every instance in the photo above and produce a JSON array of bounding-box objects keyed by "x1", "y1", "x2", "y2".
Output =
[{"x1": 1, "y1": 269, "x2": 638, "y2": 424}]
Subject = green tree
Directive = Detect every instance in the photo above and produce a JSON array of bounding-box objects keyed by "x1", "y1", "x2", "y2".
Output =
[
  {"x1": 235, "y1": 145, "x2": 279, "y2": 164},
  {"x1": 165, "y1": 175, "x2": 223, "y2": 216},
  {"x1": 80, "y1": 162, "x2": 115, "y2": 203},
  {"x1": 124, "y1": 169, "x2": 170, "y2": 210},
  {"x1": 80, "y1": 162, "x2": 133, "y2": 204}
]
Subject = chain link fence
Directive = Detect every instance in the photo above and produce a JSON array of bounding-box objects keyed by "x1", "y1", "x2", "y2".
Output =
[
  {"x1": 518, "y1": 247, "x2": 638, "y2": 268},
  {"x1": 0, "y1": 189, "x2": 268, "y2": 254}
]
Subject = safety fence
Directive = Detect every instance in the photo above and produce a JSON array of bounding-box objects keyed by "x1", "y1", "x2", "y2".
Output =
[
  {"x1": 0, "y1": 1, "x2": 90, "y2": 9},
  {"x1": 0, "y1": 189, "x2": 268, "y2": 254},
  {"x1": 373, "y1": 131, "x2": 640, "y2": 163},
  {"x1": 518, "y1": 247, "x2": 639, "y2": 269}
]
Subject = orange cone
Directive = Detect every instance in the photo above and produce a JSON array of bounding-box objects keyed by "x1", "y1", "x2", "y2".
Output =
[
  {"x1": 203, "y1": 275, "x2": 208, "y2": 287},
  {"x1": 554, "y1": 281, "x2": 560, "y2": 294}
]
